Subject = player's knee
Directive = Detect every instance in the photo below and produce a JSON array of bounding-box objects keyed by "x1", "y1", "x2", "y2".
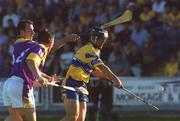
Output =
[
  {"x1": 66, "y1": 113, "x2": 79, "y2": 121},
  {"x1": 77, "y1": 116, "x2": 85, "y2": 121}
]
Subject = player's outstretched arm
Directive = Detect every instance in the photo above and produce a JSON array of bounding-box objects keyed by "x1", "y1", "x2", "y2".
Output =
[
  {"x1": 92, "y1": 67, "x2": 107, "y2": 79},
  {"x1": 97, "y1": 64, "x2": 124, "y2": 89},
  {"x1": 33, "y1": 73, "x2": 60, "y2": 87},
  {"x1": 26, "y1": 60, "x2": 49, "y2": 86},
  {"x1": 41, "y1": 73, "x2": 60, "y2": 84},
  {"x1": 40, "y1": 72, "x2": 53, "y2": 81},
  {"x1": 51, "y1": 34, "x2": 80, "y2": 52}
]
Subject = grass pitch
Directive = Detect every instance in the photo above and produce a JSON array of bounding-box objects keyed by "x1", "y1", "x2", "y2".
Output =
[{"x1": 1, "y1": 116, "x2": 180, "y2": 121}]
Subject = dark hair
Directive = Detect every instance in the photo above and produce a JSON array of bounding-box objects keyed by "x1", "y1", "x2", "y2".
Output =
[
  {"x1": 37, "y1": 29, "x2": 55, "y2": 44},
  {"x1": 17, "y1": 20, "x2": 33, "y2": 35}
]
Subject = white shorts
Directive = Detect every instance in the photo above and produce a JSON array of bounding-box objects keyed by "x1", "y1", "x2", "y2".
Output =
[{"x1": 2, "y1": 76, "x2": 35, "y2": 108}]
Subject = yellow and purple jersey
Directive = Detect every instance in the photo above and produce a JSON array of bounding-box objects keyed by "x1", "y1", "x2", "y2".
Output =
[
  {"x1": 12, "y1": 38, "x2": 48, "y2": 98},
  {"x1": 64, "y1": 42, "x2": 103, "y2": 83}
]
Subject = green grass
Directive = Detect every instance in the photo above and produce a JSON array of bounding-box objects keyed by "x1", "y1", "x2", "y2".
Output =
[
  {"x1": 1, "y1": 116, "x2": 180, "y2": 121},
  {"x1": 119, "y1": 116, "x2": 180, "y2": 121}
]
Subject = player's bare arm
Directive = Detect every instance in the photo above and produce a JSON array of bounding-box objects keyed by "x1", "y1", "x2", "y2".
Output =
[
  {"x1": 97, "y1": 64, "x2": 124, "y2": 89},
  {"x1": 92, "y1": 67, "x2": 107, "y2": 79},
  {"x1": 41, "y1": 72, "x2": 60, "y2": 82},
  {"x1": 40, "y1": 72, "x2": 51, "y2": 80},
  {"x1": 26, "y1": 60, "x2": 49, "y2": 86},
  {"x1": 51, "y1": 34, "x2": 80, "y2": 52}
]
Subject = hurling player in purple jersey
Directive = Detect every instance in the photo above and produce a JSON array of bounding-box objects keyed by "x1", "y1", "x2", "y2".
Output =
[{"x1": 2, "y1": 20, "x2": 80, "y2": 121}]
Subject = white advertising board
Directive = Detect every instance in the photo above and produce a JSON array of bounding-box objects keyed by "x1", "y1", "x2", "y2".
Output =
[{"x1": 113, "y1": 77, "x2": 180, "y2": 106}]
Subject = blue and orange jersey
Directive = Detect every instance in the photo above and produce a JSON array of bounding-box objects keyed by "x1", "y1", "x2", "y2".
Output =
[
  {"x1": 12, "y1": 38, "x2": 48, "y2": 98},
  {"x1": 64, "y1": 42, "x2": 103, "y2": 83}
]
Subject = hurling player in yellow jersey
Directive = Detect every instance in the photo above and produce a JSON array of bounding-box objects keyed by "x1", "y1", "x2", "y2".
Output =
[{"x1": 60, "y1": 27, "x2": 124, "y2": 121}]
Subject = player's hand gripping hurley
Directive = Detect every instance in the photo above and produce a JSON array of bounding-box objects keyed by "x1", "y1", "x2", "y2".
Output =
[
  {"x1": 48, "y1": 82, "x2": 89, "y2": 95},
  {"x1": 46, "y1": 75, "x2": 89, "y2": 95}
]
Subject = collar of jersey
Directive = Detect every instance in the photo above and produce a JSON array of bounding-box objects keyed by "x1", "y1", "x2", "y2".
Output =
[
  {"x1": 88, "y1": 42, "x2": 99, "y2": 52},
  {"x1": 39, "y1": 44, "x2": 48, "y2": 51},
  {"x1": 15, "y1": 38, "x2": 32, "y2": 43}
]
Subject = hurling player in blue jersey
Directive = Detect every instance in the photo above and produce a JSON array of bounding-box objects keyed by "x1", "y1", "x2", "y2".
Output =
[
  {"x1": 60, "y1": 27, "x2": 123, "y2": 121},
  {"x1": 2, "y1": 20, "x2": 80, "y2": 121}
]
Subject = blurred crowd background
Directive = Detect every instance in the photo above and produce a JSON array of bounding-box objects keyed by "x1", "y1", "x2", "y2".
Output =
[{"x1": 0, "y1": 0, "x2": 180, "y2": 77}]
